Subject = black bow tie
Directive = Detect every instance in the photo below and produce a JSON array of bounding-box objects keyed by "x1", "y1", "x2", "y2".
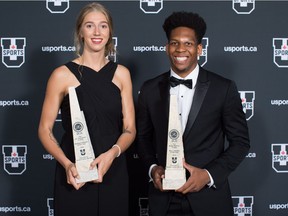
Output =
[{"x1": 169, "y1": 76, "x2": 193, "y2": 89}]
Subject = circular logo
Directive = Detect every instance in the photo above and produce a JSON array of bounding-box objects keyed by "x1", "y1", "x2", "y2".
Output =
[
  {"x1": 169, "y1": 129, "x2": 179, "y2": 140},
  {"x1": 73, "y1": 122, "x2": 84, "y2": 132}
]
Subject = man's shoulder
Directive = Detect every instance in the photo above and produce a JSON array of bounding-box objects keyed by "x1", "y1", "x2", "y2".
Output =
[
  {"x1": 142, "y1": 71, "x2": 169, "y2": 87},
  {"x1": 201, "y1": 67, "x2": 234, "y2": 84}
]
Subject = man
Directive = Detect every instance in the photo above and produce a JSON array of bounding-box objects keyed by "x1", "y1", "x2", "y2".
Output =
[{"x1": 136, "y1": 11, "x2": 250, "y2": 216}]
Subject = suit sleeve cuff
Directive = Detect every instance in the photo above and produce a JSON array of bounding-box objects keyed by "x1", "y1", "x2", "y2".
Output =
[
  {"x1": 205, "y1": 169, "x2": 216, "y2": 188},
  {"x1": 148, "y1": 164, "x2": 157, "y2": 182}
]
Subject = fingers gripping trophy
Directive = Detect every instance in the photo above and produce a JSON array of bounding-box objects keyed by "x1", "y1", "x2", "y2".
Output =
[{"x1": 162, "y1": 94, "x2": 186, "y2": 190}]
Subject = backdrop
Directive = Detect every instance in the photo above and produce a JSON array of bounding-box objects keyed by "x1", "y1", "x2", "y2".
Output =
[{"x1": 0, "y1": 0, "x2": 288, "y2": 216}]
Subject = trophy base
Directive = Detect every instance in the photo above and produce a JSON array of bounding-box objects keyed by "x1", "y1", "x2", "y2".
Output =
[
  {"x1": 162, "y1": 168, "x2": 186, "y2": 190},
  {"x1": 75, "y1": 161, "x2": 98, "y2": 183},
  {"x1": 76, "y1": 167, "x2": 98, "y2": 183}
]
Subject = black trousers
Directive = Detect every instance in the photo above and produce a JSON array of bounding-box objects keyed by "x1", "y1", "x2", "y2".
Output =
[{"x1": 166, "y1": 193, "x2": 195, "y2": 216}]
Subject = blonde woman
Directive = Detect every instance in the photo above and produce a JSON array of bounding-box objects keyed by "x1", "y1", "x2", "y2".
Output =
[{"x1": 38, "y1": 2, "x2": 135, "y2": 215}]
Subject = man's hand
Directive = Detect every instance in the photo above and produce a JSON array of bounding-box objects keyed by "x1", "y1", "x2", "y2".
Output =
[
  {"x1": 151, "y1": 165, "x2": 165, "y2": 191},
  {"x1": 176, "y1": 160, "x2": 210, "y2": 194}
]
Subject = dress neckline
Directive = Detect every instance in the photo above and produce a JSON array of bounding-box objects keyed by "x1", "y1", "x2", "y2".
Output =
[{"x1": 70, "y1": 61, "x2": 111, "y2": 73}]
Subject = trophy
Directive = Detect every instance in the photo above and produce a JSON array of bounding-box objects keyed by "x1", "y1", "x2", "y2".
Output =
[
  {"x1": 68, "y1": 87, "x2": 98, "y2": 183},
  {"x1": 162, "y1": 94, "x2": 186, "y2": 190}
]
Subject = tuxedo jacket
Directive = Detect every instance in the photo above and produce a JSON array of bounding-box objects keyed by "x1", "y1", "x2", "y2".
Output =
[{"x1": 136, "y1": 67, "x2": 250, "y2": 216}]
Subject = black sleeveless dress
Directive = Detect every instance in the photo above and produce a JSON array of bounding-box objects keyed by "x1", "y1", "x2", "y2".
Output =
[{"x1": 54, "y1": 61, "x2": 129, "y2": 216}]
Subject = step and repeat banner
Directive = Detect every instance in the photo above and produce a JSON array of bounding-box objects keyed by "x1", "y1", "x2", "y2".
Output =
[{"x1": 0, "y1": 0, "x2": 288, "y2": 215}]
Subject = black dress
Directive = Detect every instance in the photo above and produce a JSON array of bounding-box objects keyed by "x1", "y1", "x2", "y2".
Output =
[{"x1": 54, "y1": 61, "x2": 129, "y2": 216}]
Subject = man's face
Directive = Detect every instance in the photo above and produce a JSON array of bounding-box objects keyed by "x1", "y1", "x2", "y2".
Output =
[{"x1": 166, "y1": 27, "x2": 202, "y2": 77}]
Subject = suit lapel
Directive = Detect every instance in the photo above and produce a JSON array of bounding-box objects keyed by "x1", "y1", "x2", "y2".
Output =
[
  {"x1": 183, "y1": 68, "x2": 210, "y2": 139},
  {"x1": 159, "y1": 72, "x2": 171, "y2": 121}
]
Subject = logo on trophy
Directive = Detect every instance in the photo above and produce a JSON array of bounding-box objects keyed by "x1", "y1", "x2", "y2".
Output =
[
  {"x1": 162, "y1": 94, "x2": 186, "y2": 190},
  {"x1": 69, "y1": 87, "x2": 98, "y2": 183},
  {"x1": 73, "y1": 122, "x2": 84, "y2": 132}
]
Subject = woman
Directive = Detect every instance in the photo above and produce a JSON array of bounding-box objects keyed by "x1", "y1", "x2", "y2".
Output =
[{"x1": 38, "y1": 2, "x2": 135, "y2": 215}]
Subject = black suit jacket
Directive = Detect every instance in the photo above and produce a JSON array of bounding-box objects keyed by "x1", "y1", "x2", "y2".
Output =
[{"x1": 136, "y1": 67, "x2": 250, "y2": 216}]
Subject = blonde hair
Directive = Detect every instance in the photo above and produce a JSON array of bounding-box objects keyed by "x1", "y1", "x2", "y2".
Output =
[{"x1": 74, "y1": 2, "x2": 114, "y2": 57}]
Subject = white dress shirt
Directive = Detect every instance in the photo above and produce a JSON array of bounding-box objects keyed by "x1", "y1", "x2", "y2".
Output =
[{"x1": 170, "y1": 65, "x2": 198, "y2": 132}]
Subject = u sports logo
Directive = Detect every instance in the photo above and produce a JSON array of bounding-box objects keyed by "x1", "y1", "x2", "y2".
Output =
[
  {"x1": 232, "y1": 0, "x2": 255, "y2": 14},
  {"x1": 172, "y1": 157, "x2": 177, "y2": 164},
  {"x1": 140, "y1": 0, "x2": 163, "y2": 14},
  {"x1": 198, "y1": 37, "x2": 208, "y2": 67},
  {"x1": 271, "y1": 144, "x2": 288, "y2": 173},
  {"x1": 239, "y1": 91, "x2": 255, "y2": 121},
  {"x1": 47, "y1": 198, "x2": 54, "y2": 216},
  {"x1": 46, "y1": 0, "x2": 69, "y2": 14},
  {"x1": 1, "y1": 37, "x2": 26, "y2": 68},
  {"x1": 232, "y1": 196, "x2": 253, "y2": 216},
  {"x1": 139, "y1": 197, "x2": 149, "y2": 216},
  {"x1": 107, "y1": 37, "x2": 118, "y2": 62},
  {"x1": 55, "y1": 109, "x2": 62, "y2": 122},
  {"x1": 2, "y1": 145, "x2": 27, "y2": 175},
  {"x1": 273, "y1": 38, "x2": 288, "y2": 68}
]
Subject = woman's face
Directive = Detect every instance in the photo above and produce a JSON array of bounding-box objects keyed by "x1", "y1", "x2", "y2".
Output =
[{"x1": 80, "y1": 11, "x2": 110, "y2": 54}]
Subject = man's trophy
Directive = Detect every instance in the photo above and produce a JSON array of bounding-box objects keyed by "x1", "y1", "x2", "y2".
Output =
[{"x1": 162, "y1": 94, "x2": 186, "y2": 190}]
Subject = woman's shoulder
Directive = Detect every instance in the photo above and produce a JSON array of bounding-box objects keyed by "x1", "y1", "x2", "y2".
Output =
[
  {"x1": 115, "y1": 63, "x2": 129, "y2": 73},
  {"x1": 47, "y1": 63, "x2": 79, "y2": 95},
  {"x1": 50, "y1": 64, "x2": 73, "y2": 80},
  {"x1": 46, "y1": 64, "x2": 77, "y2": 93},
  {"x1": 114, "y1": 63, "x2": 131, "y2": 80},
  {"x1": 113, "y1": 63, "x2": 132, "y2": 90}
]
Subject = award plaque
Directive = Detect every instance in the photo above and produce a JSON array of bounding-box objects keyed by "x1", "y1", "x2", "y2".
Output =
[
  {"x1": 68, "y1": 87, "x2": 98, "y2": 183},
  {"x1": 162, "y1": 94, "x2": 186, "y2": 190}
]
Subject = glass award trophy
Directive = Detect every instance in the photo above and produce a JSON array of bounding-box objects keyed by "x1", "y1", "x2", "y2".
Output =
[
  {"x1": 162, "y1": 94, "x2": 186, "y2": 190},
  {"x1": 69, "y1": 87, "x2": 98, "y2": 183}
]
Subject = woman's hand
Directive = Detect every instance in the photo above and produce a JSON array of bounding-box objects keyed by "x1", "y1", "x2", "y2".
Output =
[
  {"x1": 65, "y1": 163, "x2": 85, "y2": 190},
  {"x1": 90, "y1": 148, "x2": 117, "y2": 183}
]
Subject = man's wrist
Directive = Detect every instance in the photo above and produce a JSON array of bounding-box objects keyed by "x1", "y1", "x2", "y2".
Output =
[
  {"x1": 205, "y1": 169, "x2": 215, "y2": 188},
  {"x1": 148, "y1": 164, "x2": 158, "y2": 182}
]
